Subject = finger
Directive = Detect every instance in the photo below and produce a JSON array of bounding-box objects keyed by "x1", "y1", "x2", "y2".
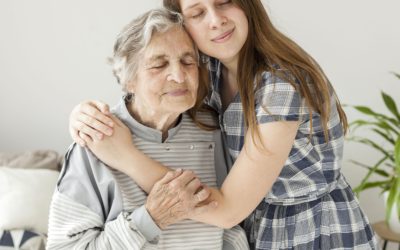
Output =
[
  {"x1": 79, "y1": 102, "x2": 114, "y2": 129},
  {"x1": 91, "y1": 100, "x2": 111, "y2": 115},
  {"x1": 78, "y1": 112, "x2": 114, "y2": 137},
  {"x1": 110, "y1": 114, "x2": 126, "y2": 128},
  {"x1": 74, "y1": 120, "x2": 105, "y2": 141},
  {"x1": 169, "y1": 170, "x2": 197, "y2": 188},
  {"x1": 185, "y1": 177, "x2": 202, "y2": 194},
  {"x1": 79, "y1": 131, "x2": 93, "y2": 144},
  {"x1": 192, "y1": 200, "x2": 218, "y2": 216},
  {"x1": 156, "y1": 169, "x2": 183, "y2": 186},
  {"x1": 70, "y1": 127, "x2": 86, "y2": 147},
  {"x1": 195, "y1": 186, "x2": 211, "y2": 203}
]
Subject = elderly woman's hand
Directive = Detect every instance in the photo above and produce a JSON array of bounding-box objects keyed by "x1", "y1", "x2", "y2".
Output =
[
  {"x1": 146, "y1": 169, "x2": 217, "y2": 229},
  {"x1": 69, "y1": 100, "x2": 115, "y2": 147}
]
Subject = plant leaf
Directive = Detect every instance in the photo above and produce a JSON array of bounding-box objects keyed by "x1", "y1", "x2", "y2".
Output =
[
  {"x1": 397, "y1": 188, "x2": 400, "y2": 221},
  {"x1": 354, "y1": 181, "x2": 392, "y2": 194},
  {"x1": 382, "y1": 91, "x2": 400, "y2": 122},
  {"x1": 395, "y1": 136, "x2": 400, "y2": 174},
  {"x1": 385, "y1": 180, "x2": 397, "y2": 222},
  {"x1": 355, "y1": 155, "x2": 390, "y2": 196},
  {"x1": 348, "y1": 118, "x2": 399, "y2": 135},
  {"x1": 391, "y1": 71, "x2": 400, "y2": 80},
  {"x1": 397, "y1": 179, "x2": 400, "y2": 221},
  {"x1": 352, "y1": 106, "x2": 400, "y2": 129},
  {"x1": 353, "y1": 106, "x2": 379, "y2": 116},
  {"x1": 349, "y1": 160, "x2": 391, "y2": 177},
  {"x1": 349, "y1": 137, "x2": 394, "y2": 161},
  {"x1": 371, "y1": 128, "x2": 395, "y2": 145}
]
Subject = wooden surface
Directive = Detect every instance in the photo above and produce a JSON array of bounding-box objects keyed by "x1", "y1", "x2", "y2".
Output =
[{"x1": 373, "y1": 221, "x2": 400, "y2": 243}]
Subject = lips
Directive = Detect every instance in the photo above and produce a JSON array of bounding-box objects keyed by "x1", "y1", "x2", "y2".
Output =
[
  {"x1": 212, "y1": 28, "x2": 235, "y2": 43},
  {"x1": 167, "y1": 89, "x2": 189, "y2": 96}
]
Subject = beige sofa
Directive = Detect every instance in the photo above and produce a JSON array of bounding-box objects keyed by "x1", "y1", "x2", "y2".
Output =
[{"x1": 0, "y1": 150, "x2": 63, "y2": 250}]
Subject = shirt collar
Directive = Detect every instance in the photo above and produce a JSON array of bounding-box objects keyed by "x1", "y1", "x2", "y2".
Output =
[{"x1": 111, "y1": 96, "x2": 183, "y2": 143}]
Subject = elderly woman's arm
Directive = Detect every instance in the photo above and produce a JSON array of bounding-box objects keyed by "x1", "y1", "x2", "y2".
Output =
[{"x1": 47, "y1": 144, "x2": 203, "y2": 249}]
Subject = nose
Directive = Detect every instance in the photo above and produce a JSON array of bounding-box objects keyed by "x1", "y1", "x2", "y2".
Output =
[
  {"x1": 209, "y1": 9, "x2": 227, "y2": 30},
  {"x1": 167, "y1": 63, "x2": 185, "y2": 83}
]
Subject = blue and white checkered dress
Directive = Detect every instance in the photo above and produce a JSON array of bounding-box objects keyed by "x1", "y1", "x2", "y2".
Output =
[{"x1": 206, "y1": 58, "x2": 377, "y2": 249}]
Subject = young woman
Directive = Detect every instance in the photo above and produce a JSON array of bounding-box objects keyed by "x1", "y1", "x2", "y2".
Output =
[{"x1": 69, "y1": 0, "x2": 377, "y2": 249}]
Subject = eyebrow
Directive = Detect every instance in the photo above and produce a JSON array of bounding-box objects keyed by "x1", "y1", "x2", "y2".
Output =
[
  {"x1": 182, "y1": 3, "x2": 200, "y2": 12},
  {"x1": 147, "y1": 51, "x2": 197, "y2": 62},
  {"x1": 147, "y1": 55, "x2": 167, "y2": 62},
  {"x1": 181, "y1": 51, "x2": 197, "y2": 59}
]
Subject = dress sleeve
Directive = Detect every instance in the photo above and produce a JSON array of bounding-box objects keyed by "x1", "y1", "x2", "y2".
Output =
[
  {"x1": 255, "y1": 72, "x2": 311, "y2": 124},
  {"x1": 46, "y1": 144, "x2": 159, "y2": 250}
]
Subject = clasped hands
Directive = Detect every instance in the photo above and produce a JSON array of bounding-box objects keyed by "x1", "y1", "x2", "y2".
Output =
[{"x1": 145, "y1": 169, "x2": 217, "y2": 229}]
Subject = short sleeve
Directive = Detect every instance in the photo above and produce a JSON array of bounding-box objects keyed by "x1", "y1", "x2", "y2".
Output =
[{"x1": 255, "y1": 72, "x2": 311, "y2": 124}]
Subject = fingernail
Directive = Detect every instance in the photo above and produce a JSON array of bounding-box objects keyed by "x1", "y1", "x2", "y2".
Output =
[
  {"x1": 96, "y1": 133, "x2": 103, "y2": 139},
  {"x1": 176, "y1": 168, "x2": 182, "y2": 172},
  {"x1": 198, "y1": 189, "x2": 207, "y2": 199},
  {"x1": 106, "y1": 128, "x2": 113, "y2": 135},
  {"x1": 108, "y1": 122, "x2": 114, "y2": 127}
]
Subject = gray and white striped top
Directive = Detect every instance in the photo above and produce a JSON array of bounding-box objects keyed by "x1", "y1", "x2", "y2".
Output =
[{"x1": 47, "y1": 97, "x2": 249, "y2": 250}]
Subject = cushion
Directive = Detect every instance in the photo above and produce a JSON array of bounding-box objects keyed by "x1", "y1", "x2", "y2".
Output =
[
  {"x1": 0, "y1": 150, "x2": 61, "y2": 171},
  {"x1": 0, "y1": 229, "x2": 46, "y2": 250},
  {"x1": 0, "y1": 167, "x2": 59, "y2": 234}
]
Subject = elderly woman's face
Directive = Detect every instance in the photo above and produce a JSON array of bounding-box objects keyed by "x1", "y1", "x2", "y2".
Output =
[{"x1": 129, "y1": 27, "x2": 199, "y2": 116}]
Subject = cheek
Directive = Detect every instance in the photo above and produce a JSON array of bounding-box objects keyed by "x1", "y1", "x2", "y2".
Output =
[{"x1": 186, "y1": 25, "x2": 206, "y2": 45}]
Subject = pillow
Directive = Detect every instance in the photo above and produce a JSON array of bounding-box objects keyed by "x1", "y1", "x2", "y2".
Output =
[
  {"x1": 0, "y1": 150, "x2": 61, "y2": 171},
  {"x1": 0, "y1": 167, "x2": 60, "y2": 234}
]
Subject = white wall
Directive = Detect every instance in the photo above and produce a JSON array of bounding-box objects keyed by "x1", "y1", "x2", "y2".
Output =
[
  {"x1": 1, "y1": 0, "x2": 400, "y2": 243},
  {"x1": 0, "y1": 0, "x2": 160, "y2": 152}
]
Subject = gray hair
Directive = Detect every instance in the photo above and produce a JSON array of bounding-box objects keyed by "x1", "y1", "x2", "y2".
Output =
[{"x1": 109, "y1": 8, "x2": 186, "y2": 90}]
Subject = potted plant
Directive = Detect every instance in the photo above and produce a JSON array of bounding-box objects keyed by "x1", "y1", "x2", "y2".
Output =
[{"x1": 348, "y1": 72, "x2": 400, "y2": 233}]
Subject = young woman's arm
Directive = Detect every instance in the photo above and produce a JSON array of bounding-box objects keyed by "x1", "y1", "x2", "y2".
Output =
[
  {"x1": 190, "y1": 120, "x2": 299, "y2": 228},
  {"x1": 122, "y1": 120, "x2": 298, "y2": 229},
  {"x1": 80, "y1": 110, "x2": 298, "y2": 228}
]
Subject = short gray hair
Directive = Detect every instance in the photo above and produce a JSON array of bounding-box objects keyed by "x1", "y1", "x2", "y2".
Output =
[{"x1": 109, "y1": 8, "x2": 185, "y2": 90}]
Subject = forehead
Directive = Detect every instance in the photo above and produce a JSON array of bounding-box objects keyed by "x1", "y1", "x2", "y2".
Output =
[
  {"x1": 143, "y1": 27, "x2": 195, "y2": 59},
  {"x1": 179, "y1": 0, "x2": 210, "y2": 10}
]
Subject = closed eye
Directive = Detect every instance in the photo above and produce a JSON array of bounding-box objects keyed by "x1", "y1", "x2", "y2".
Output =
[
  {"x1": 150, "y1": 63, "x2": 168, "y2": 69},
  {"x1": 191, "y1": 11, "x2": 204, "y2": 19},
  {"x1": 217, "y1": 0, "x2": 232, "y2": 7}
]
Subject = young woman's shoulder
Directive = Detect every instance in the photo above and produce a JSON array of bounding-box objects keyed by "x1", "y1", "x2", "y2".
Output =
[{"x1": 255, "y1": 69, "x2": 311, "y2": 123}]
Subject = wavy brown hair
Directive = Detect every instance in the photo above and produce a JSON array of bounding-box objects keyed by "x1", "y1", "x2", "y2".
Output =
[{"x1": 164, "y1": 0, "x2": 348, "y2": 143}]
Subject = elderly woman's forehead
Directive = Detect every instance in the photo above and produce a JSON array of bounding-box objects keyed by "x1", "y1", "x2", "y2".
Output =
[{"x1": 146, "y1": 27, "x2": 195, "y2": 52}]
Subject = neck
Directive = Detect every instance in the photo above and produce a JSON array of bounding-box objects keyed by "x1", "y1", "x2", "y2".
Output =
[
  {"x1": 128, "y1": 101, "x2": 180, "y2": 140},
  {"x1": 220, "y1": 56, "x2": 238, "y2": 81}
]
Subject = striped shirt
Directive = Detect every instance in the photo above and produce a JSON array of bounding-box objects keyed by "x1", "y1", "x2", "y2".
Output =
[{"x1": 47, "y1": 97, "x2": 249, "y2": 250}]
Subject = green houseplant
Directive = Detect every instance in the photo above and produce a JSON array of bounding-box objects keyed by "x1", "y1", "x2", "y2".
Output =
[{"x1": 348, "y1": 72, "x2": 400, "y2": 232}]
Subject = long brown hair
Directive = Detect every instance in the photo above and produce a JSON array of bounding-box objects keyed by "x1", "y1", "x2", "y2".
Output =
[{"x1": 164, "y1": 0, "x2": 348, "y2": 144}]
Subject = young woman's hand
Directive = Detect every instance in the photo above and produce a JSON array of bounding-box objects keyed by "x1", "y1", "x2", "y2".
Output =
[
  {"x1": 81, "y1": 114, "x2": 134, "y2": 173},
  {"x1": 145, "y1": 169, "x2": 217, "y2": 229},
  {"x1": 69, "y1": 100, "x2": 115, "y2": 147}
]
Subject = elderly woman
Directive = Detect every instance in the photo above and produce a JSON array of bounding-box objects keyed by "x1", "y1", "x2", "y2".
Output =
[{"x1": 47, "y1": 8, "x2": 248, "y2": 250}]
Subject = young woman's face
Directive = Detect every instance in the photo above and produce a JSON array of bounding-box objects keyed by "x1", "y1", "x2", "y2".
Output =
[{"x1": 180, "y1": 0, "x2": 248, "y2": 65}]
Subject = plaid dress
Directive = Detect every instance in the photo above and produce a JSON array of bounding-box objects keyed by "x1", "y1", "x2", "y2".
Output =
[{"x1": 206, "y1": 58, "x2": 377, "y2": 250}]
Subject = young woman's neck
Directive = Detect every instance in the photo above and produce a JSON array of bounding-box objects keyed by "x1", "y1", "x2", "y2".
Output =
[
  {"x1": 220, "y1": 56, "x2": 238, "y2": 80},
  {"x1": 220, "y1": 59, "x2": 239, "y2": 111}
]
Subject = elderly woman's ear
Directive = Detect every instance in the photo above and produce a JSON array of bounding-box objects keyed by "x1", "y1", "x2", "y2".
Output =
[{"x1": 125, "y1": 80, "x2": 136, "y2": 94}]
